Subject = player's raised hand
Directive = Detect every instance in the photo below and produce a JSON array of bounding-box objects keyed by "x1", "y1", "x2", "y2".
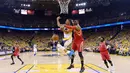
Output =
[{"x1": 57, "y1": 16, "x2": 61, "y2": 20}]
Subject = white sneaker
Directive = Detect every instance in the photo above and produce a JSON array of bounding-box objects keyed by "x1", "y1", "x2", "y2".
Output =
[
  {"x1": 107, "y1": 68, "x2": 111, "y2": 72},
  {"x1": 111, "y1": 70, "x2": 115, "y2": 73},
  {"x1": 111, "y1": 66, "x2": 115, "y2": 71},
  {"x1": 110, "y1": 66, "x2": 115, "y2": 73}
]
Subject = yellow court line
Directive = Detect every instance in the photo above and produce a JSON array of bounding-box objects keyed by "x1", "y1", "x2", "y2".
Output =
[
  {"x1": 29, "y1": 64, "x2": 82, "y2": 73},
  {"x1": 27, "y1": 64, "x2": 96, "y2": 73},
  {"x1": 14, "y1": 65, "x2": 27, "y2": 73},
  {"x1": 17, "y1": 64, "x2": 110, "y2": 73},
  {"x1": 16, "y1": 64, "x2": 34, "y2": 73},
  {"x1": 86, "y1": 64, "x2": 109, "y2": 73}
]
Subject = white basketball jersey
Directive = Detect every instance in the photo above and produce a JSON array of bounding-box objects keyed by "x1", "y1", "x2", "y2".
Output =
[{"x1": 63, "y1": 28, "x2": 72, "y2": 40}]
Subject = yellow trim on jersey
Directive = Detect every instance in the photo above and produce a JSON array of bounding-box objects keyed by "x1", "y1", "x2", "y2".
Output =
[{"x1": 63, "y1": 36, "x2": 72, "y2": 41}]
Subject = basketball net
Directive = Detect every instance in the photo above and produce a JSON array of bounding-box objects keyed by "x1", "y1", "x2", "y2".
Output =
[{"x1": 57, "y1": 0, "x2": 71, "y2": 14}]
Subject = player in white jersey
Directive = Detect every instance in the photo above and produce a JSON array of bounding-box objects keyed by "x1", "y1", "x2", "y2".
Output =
[
  {"x1": 33, "y1": 44, "x2": 37, "y2": 56},
  {"x1": 62, "y1": 28, "x2": 72, "y2": 49},
  {"x1": 56, "y1": 16, "x2": 74, "y2": 57}
]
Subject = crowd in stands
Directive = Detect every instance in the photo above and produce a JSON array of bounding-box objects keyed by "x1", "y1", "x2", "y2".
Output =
[
  {"x1": 0, "y1": 26, "x2": 130, "y2": 56},
  {"x1": 0, "y1": 30, "x2": 55, "y2": 53},
  {"x1": 84, "y1": 27, "x2": 130, "y2": 56}
]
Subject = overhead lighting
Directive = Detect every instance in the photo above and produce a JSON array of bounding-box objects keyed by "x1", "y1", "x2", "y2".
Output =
[
  {"x1": 76, "y1": 4, "x2": 78, "y2": 6},
  {"x1": 21, "y1": 4, "x2": 31, "y2": 7},
  {"x1": 76, "y1": 2, "x2": 87, "y2": 7}
]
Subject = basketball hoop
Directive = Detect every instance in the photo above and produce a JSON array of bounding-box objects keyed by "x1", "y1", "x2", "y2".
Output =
[{"x1": 57, "y1": 0, "x2": 71, "y2": 14}]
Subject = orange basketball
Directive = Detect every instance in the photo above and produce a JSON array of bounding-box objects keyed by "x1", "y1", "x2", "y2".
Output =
[{"x1": 52, "y1": 34, "x2": 59, "y2": 41}]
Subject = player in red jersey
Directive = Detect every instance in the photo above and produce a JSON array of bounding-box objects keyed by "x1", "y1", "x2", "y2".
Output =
[
  {"x1": 98, "y1": 37, "x2": 114, "y2": 71},
  {"x1": 65, "y1": 20, "x2": 85, "y2": 73},
  {"x1": 11, "y1": 44, "x2": 24, "y2": 65}
]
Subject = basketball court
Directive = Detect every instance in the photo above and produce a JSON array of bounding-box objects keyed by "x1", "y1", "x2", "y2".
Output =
[
  {"x1": 0, "y1": 52, "x2": 130, "y2": 73},
  {"x1": 0, "y1": 0, "x2": 129, "y2": 73}
]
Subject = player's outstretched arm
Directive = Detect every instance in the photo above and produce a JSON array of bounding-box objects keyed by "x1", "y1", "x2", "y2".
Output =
[
  {"x1": 56, "y1": 16, "x2": 64, "y2": 28},
  {"x1": 65, "y1": 25, "x2": 76, "y2": 30}
]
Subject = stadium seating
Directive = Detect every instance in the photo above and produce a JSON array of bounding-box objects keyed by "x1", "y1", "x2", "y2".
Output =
[
  {"x1": 0, "y1": 28, "x2": 129, "y2": 56},
  {"x1": 84, "y1": 28, "x2": 130, "y2": 56}
]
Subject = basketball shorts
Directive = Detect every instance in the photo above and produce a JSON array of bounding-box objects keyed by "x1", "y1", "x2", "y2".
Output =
[
  {"x1": 100, "y1": 51, "x2": 110, "y2": 60},
  {"x1": 13, "y1": 52, "x2": 19, "y2": 56},
  {"x1": 63, "y1": 38, "x2": 72, "y2": 48},
  {"x1": 72, "y1": 41, "x2": 83, "y2": 52},
  {"x1": 57, "y1": 38, "x2": 72, "y2": 51}
]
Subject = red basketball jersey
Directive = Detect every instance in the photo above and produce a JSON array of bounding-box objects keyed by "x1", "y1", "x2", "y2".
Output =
[
  {"x1": 73, "y1": 30, "x2": 84, "y2": 43},
  {"x1": 14, "y1": 47, "x2": 19, "y2": 54},
  {"x1": 99, "y1": 42, "x2": 107, "y2": 52},
  {"x1": 65, "y1": 25, "x2": 84, "y2": 43}
]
